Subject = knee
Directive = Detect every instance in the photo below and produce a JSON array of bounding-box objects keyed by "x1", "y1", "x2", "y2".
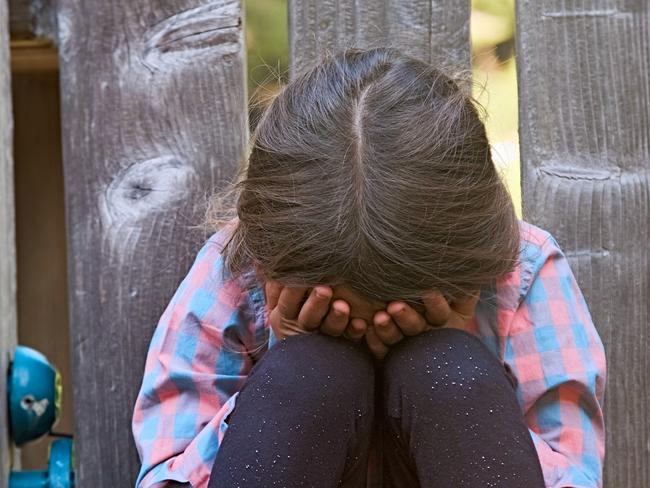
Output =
[
  {"x1": 260, "y1": 333, "x2": 375, "y2": 406},
  {"x1": 383, "y1": 328, "x2": 510, "y2": 411}
]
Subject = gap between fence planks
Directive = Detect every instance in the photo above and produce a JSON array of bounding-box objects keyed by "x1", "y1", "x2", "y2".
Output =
[
  {"x1": 517, "y1": 1, "x2": 649, "y2": 486},
  {"x1": 57, "y1": 0, "x2": 247, "y2": 485}
]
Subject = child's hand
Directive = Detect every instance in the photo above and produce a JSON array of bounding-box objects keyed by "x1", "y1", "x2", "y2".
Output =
[
  {"x1": 364, "y1": 290, "x2": 480, "y2": 359},
  {"x1": 265, "y1": 282, "x2": 366, "y2": 341}
]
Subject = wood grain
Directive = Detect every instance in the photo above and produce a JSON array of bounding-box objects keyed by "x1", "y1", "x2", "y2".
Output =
[
  {"x1": 517, "y1": 2, "x2": 649, "y2": 486},
  {"x1": 57, "y1": 0, "x2": 247, "y2": 484},
  {"x1": 288, "y1": 0, "x2": 469, "y2": 79},
  {"x1": 0, "y1": 0, "x2": 17, "y2": 484}
]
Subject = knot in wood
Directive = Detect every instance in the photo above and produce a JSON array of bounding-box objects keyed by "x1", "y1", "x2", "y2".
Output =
[{"x1": 101, "y1": 156, "x2": 196, "y2": 227}]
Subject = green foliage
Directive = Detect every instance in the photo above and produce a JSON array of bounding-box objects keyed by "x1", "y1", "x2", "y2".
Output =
[
  {"x1": 473, "y1": 58, "x2": 518, "y2": 143},
  {"x1": 472, "y1": 0, "x2": 515, "y2": 20},
  {"x1": 471, "y1": 0, "x2": 515, "y2": 48},
  {"x1": 245, "y1": 0, "x2": 289, "y2": 93}
]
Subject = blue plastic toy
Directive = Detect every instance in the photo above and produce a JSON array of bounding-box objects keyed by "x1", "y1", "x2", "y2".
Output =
[
  {"x1": 7, "y1": 346, "x2": 60, "y2": 446},
  {"x1": 7, "y1": 345, "x2": 74, "y2": 488},
  {"x1": 9, "y1": 438, "x2": 74, "y2": 488}
]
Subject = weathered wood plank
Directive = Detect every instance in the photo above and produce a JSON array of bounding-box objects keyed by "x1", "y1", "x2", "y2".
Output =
[
  {"x1": 288, "y1": 0, "x2": 470, "y2": 79},
  {"x1": 1, "y1": 0, "x2": 17, "y2": 484},
  {"x1": 57, "y1": 0, "x2": 247, "y2": 484},
  {"x1": 517, "y1": 2, "x2": 649, "y2": 486}
]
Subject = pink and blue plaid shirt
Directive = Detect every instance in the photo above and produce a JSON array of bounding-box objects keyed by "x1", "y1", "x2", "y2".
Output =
[{"x1": 132, "y1": 220, "x2": 606, "y2": 488}]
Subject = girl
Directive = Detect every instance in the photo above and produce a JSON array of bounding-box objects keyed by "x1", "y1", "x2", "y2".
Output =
[{"x1": 132, "y1": 47, "x2": 606, "y2": 488}]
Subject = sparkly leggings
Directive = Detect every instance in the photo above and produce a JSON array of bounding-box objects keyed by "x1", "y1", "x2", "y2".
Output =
[{"x1": 209, "y1": 329, "x2": 546, "y2": 488}]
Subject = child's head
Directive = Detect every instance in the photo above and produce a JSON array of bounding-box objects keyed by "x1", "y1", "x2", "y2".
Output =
[{"x1": 216, "y1": 47, "x2": 519, "y2": 303}]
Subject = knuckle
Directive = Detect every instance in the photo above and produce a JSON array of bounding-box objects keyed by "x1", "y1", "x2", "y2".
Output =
[
  {"x1": 314, "y1": 289, "x2": 332, "y2": 301},
  {"x1": 296, "y1": 317, "x2": 311, "y2": 330},
  {"x1": 321, "y1": 319, "x2": 345, "y2": 336},
  {"x1": 323, "y1": 327, "x2": 343, "y2": 337},
  {"x1": 332, "y1": 316, "x2": 348, "y2": 331},
  {"x1": 277, "y1": 302, "x2": 293, "y2": 317},
  {"x1": 269, "y1": 308, "x2": 280, "y2": 326}
]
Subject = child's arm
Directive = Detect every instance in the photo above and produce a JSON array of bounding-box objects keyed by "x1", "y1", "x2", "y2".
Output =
[
  {"x1": 503, "y1": 231, "x2": 606, "y2": 488},
  {"x1": 132, "y1": 229, "x2": 266, "y2": 488}
]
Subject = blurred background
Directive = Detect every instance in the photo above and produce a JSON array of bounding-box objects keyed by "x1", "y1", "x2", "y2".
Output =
[{"x1": 9, "y1": 0, "x2": 519, "y2": 468}]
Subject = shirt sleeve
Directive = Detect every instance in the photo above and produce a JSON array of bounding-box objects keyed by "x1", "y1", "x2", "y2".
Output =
[
  {"x1": 503, "y1": 233, "x2": 606, "y2": 488},
  {"x1": 132, "y1": 229, "x2": 269, "y2": 488}
]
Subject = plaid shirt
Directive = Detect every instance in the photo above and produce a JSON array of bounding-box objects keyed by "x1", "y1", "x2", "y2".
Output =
[{"x1": 132, "y1": 220, "x2": 606, "y2": 488}]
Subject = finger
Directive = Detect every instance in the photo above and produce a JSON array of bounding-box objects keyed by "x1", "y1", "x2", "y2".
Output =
[
  {"x1": 450, "y1": 290, "x2": 481, "y2": 319},
  {"x1": 270, "y1": 307, "x2": 312, "y2": 340},
  {"x1": 437, "y1": 291, "x2": 481, "y2": 331},
  {"x1": 276, "y1": 286, "x2": 309, "y2": 320},
  {"x1": 421, "y1": 290, "x2": 451, "y2": 327},
  {"x1": 373, "y1": 311, "x2": 404, "y2": 345},
  {"x1": 343, "y1": 317, "x2": 367, "y2": 342},
  {"x1": 269, "y1": 308, "x2": 286, "y2": 341},
  {"x1": 264, "y1": 281, "x2": 283, "y2": 311},
  {"x1": 320, "y1": 299, "x2": 350, "y2": 336},
  {"x1": 297, "y1": 286, "x2": 333, "y2": 331},
  {"x1": 365, "y1": 326, "x2": 389, "y2": 359},
  {"x1": 386, "y1": 301, "x2": 430, "y2": 336}
]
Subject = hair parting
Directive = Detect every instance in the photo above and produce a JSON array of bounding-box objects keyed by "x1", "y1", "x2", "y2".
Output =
[{"x1": 207, "y1": 47, "x2": 520, "y2": 304}]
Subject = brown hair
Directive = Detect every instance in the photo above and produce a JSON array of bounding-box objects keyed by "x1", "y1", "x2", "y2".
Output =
[{"x1": 209, "y1": 47, "x2": 519, "y2": 303}]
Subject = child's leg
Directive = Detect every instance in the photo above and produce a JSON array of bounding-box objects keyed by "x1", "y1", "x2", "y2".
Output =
[
  {"x1": 208, "y1": 333, "x2": 375, "y2": 488},
  {"x1": 381, "y1": 328, "x2": 545, "y2": 488}
]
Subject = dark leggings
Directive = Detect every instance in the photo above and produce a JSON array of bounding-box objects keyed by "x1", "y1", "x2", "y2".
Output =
[{"x1": 209, "y1": 329, "x2": 545, "y2": 488}]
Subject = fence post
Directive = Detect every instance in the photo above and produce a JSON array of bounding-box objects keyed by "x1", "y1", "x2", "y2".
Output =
[
  {"x1": 517, "y1": 2, "x2": 649, "y2": 486},
  {"x1": 0, "y1": 0, "x2": 17, "y2": 484},
  {"x1": 288, "y1": 0, "x2": 470, "y2": 78},
  {"x1": 56, "y1": 0, "x2": 248, "y2": 484}
]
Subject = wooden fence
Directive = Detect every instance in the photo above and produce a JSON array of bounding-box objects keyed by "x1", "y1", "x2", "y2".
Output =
[
  {"x1": 1, "y1": 0, "x2": 17, "y2": 485},
  {"x1": 517, "y1": 3, "x2": 649, "y2": 485},
  {"x1": 1, "y1": 0, "x2": 648, "y2": 486}
]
